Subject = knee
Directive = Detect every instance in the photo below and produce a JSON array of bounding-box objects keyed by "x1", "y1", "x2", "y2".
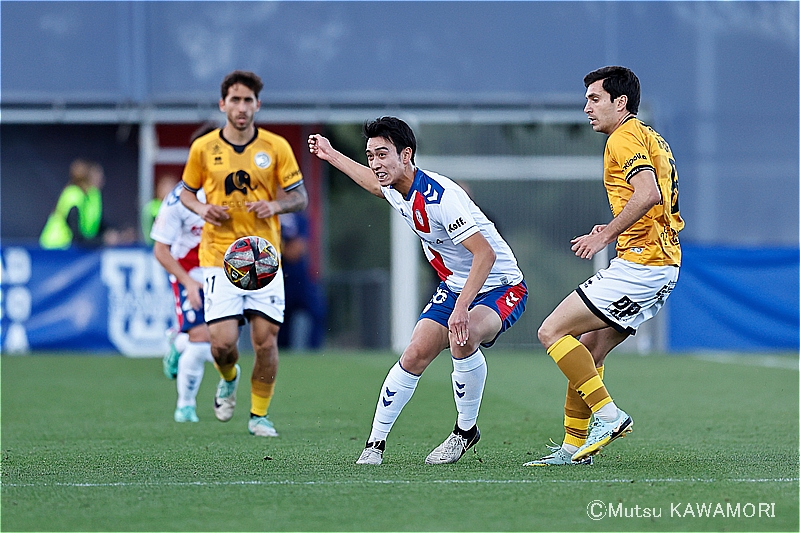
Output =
[
  {"x1": 252, "y1": 337, "x2": 277, "y2": 356},
  {"x1": 399, "y1": 345, "x2": 431, "y2": 375},
  {"x1": 211, "y1": 340, "x2": 237, "y2": 365},
  {"x1": 537, "y1": 320, "x2": 561, "y2": 351},
  {"x1": 449, "y1": 334, "x2": 480, "y2": 359}
]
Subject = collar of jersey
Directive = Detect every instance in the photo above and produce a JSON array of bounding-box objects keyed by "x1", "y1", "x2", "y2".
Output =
[
  {"x1": 397, "y1": 168, "x2": 427, "y2": 201},
  {"x1": 220, "y1": 128, "x2": 259, "y2": 154}
]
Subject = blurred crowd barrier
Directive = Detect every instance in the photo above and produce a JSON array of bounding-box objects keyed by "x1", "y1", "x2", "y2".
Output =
[
  {"x1": 1, "y1": 243, "x2": 797, "y2": 355},
  {"x1": 1, "y1": 245, "x2": 174, "y2": 356},
  {"x1": 669, "y1": 245, "x2": 799, "y2": 352}
]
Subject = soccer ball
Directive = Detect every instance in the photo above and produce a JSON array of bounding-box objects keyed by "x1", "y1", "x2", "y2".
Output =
[{"x1": 223, "y1": 236, "x2": 279, "y2": 290}]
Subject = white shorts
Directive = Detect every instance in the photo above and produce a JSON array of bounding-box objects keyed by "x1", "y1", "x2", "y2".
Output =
[
  {"x1": 202, "y1": 266, "x2": 285, "y2": 325},
  {"x1": 576, "y1": 258, "x2": 679, "y2": 335}
]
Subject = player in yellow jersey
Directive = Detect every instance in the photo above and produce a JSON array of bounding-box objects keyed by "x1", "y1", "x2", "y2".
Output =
[
  {"x1": 526, "y1": 66, "x2": 683, "y2": 466},
  {"x1": 180, "y1": 70, "x2": 308, "y2": 437}
]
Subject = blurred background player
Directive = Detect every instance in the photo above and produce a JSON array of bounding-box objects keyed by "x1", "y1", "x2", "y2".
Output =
[
  {"x1": 308, "y1": 117, "x2": 527, "y2": 465},
  {"x1": 528, "y1": 66, "x2": 683, "y2": 466},
  {"x1": 278, "y1": 211, "x2": 326, "y2": 350},
  {"x1": 151, "y1": 182, "x2": 213, "y2": 423},
  {"x1": 180, "y1": 70, "x2": 308, "y2": 437},
  {"x1": 142, "y1": 172, "x2": 181, "y2": 246},
  {"x1": 157, "y1": 122, "x2": 220, "y2": 382},
  {"x1": 40, "y1": 159, "x2": 134, "y2": 249}
]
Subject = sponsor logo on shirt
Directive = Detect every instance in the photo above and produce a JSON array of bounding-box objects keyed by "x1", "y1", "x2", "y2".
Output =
[
  {"x1": 448, "y1": 217, "x2": 466, "y2": 233},
  {"x1": 622, "y1": 152, "x2": 648, "y2": 172}
]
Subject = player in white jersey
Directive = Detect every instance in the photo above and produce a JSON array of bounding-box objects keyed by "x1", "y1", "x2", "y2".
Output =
[
  {"x1": 151, "y1": 183, "x2": 214, "y2": 423},
  {"x1": 309, "y1": 117, "x2": 527, "y2": 465}
]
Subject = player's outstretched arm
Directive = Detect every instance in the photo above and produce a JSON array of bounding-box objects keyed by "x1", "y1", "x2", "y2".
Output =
[{"x1": 308, "y1": 134, "x2": 383, "y2": 198}]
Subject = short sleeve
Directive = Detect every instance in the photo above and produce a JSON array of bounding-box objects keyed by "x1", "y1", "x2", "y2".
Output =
[
  {"x1": 440, "y1": 189, "x2": 479, "y2": 245},
  {"x1": 181, "y1": 143, "x2": 205, "y2": 192},
  {"x1": 609, "y1": 129, "x2": 655, "y2": 182},
  {"x1": 275, "y1": 137, "x2": 303, "y2": 191},
  {"x1": 150, "y1": 202, "x2": 182, "y2": 245}
]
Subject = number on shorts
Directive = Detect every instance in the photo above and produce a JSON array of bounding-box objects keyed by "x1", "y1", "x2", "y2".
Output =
[
  {"x1": 606, "y1": 296, "x2": 641, "y2": 320},
  {"x1": 205, "y1": 275, "x2": 216, "y2": 295}
]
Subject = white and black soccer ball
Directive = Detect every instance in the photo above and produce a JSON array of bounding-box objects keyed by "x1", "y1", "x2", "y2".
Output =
[{"x1": 223, "y1": 236, "x2": 279, "y2": 291}]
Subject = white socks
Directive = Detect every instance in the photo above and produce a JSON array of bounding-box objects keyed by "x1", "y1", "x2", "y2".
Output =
[
  {"x1": 561, "y1": 443, "x2": 579, "y2": 455},
  {"x1": 173, "y1": 332, "x2": 189, "y2": 354},
  {"x1": 368, "y1": 361, "x2": 420, "y2": 443},
  {"x1": 451, "y1": 349, "x2": 487, "y2": 431},
  {"x1": 176, "y1": 341, "x2": 212, "y2": 409},
  {"x1": 594, "y1": 401, "x2": 620, "y2": 422}
]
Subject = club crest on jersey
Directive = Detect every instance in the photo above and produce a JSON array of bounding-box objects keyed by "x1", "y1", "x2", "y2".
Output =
[
  {"x1": 254, "y1": 151, "x2": 272, "y2": 169},
  {"x1": 211, "y1": 143, "x2": 224, "y2": 165},
  {"x1": 412, "y1": 191, "x2": 430, "y2": 233}
]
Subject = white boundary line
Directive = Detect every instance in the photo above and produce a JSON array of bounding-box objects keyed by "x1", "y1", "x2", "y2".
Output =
[{"x1": 3, "y1": 478, "x2": 797, "y2": 489}]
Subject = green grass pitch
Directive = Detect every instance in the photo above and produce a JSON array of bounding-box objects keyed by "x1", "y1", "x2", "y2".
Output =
[{"x1": 2, "y1": 350, "x2": 798, "y2": 531}]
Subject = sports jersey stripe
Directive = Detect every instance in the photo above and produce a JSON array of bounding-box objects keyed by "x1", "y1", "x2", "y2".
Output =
[
  {"x1": 450, "y1": 224, "x2": 479, "y2": 245},
  {"x1": 625, "y1": 164, "x2": 656, "y2": 183},
  {"x1": 575, "y1": 286, "x2": 634, "y2": 335},
  {"x1": 284, "y1": 179, "x2": 304, "y2": 192}
]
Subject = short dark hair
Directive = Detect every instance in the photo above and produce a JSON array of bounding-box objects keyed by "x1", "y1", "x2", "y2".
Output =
[
  {"x1": 362, "y1": 116, "x2": 417, "y2": 164},
  {"x1": 584, "y1": 66, "x2": 640, "y2": 115},
  {"x1": 220, "y1": 70, "x2": 264, "y2": 100}
]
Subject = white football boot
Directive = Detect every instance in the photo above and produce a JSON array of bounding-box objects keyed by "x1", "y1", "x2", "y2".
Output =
[{"x1": 213, "y1": 364, "x2": 240, "y2": 422}]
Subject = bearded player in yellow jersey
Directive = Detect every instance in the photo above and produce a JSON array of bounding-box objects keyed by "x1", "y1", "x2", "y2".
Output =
[
  {"x1": 181, "y1": 70, "x2": 308, "y2": 437},
  {"x1": 526, "y1": 66, "x2": 684, "y2": 466}
]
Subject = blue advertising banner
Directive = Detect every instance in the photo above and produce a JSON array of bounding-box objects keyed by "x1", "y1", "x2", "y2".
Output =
[
  {"x1": 1, "y1": 246, "x2": 175, "y2": 356},
  {"x1": 668, "y1": 245, "x2": 800, "y2": 351},
  {"x1": 4, "y1": 244, "x2": 798, "y2": 354}
]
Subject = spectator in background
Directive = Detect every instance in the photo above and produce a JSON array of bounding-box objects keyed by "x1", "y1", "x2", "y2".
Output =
[
  {"x1": 40, "y1": 159, "x2": 103, "y2": 249},
  {"x1": 142, "y1": 173, "x2": 180, "y2": 246},
  {"x1": 278, "y1": 211, "x2": 326, "y2": 350},
  {"x1": 40, "y1": 159, "x2": 134, "y2": 249}
]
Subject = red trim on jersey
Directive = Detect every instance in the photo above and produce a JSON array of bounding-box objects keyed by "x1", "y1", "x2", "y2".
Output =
[
  {"x1": 427, "y1": 247, "x2": 453, "y2": 281},
  {"x1": 177, "y1": 247, "x2": 200, "y2": 271},
  {"x1": 170, "y1": 280, "x2": 185, "y2": 329},
  {"x1": 494, "y1": 283, "x2": 527, "y2": 320},
  {"x1": 412, "y1": 191, "x2": 430, "y2": 233}
]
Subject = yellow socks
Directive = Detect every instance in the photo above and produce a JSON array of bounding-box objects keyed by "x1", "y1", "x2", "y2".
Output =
[
  {"x1": 548, "y1": 335, "x2": 612, "y2": 413},
  {"x1": 563, "y1": 365, "x2": 604, "y2": 449},
  {"x1": 250, "y1": 379, "x2": 275, "y2": 417},
  {"x1": 215, "y1": 363, "x2": 238, "y2": 382}
]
